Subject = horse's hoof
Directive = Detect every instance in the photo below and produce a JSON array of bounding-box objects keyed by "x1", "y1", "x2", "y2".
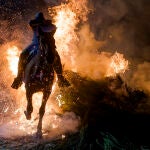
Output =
[
  {"x1": 24, "y1": 111, "x2": 31, "y2": 120},
  {"x1": 36, "y1": 131, "x2": 42, "y2": 139}
]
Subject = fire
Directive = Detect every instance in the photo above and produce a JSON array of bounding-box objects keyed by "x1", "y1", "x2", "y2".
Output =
[
  {"x1": 5, "y1": 45, "x2": 61, "y2": 135},
  {"x1": 53, "y1": 4, "x2": 78, "y2": 51},
  {"x1": 5, "y1": 42, "x2": 73, "y2": 137},
  {"x1": 6, "y1": 46, "x2": 20, "y2": 76},
  {"x1": 2, "y1": 0, "x2": 87, "y2": 137},
  {"x1": 62, "y1": 134, "x2": 66, "y2": 139},
  {"x1": 106, "y1": 52, "x2": 129, "y2": 77},
  {"x1": 49, "y1": 1, "x2": 129, "y2": 78},
  {"x1": 49, "y1": 0, "x2": 89, "y2": 71},
  {"x1": 3, "y1": 0, "x2": 129, "y2": 137},
  {"x1": 50, "y1": 4, "x2": 79, "y2": 71}
]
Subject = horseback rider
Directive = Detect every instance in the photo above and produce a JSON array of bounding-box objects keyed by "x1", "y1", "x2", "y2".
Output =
[{"x1": 11, "y1": 12, "x2": 70, "y2": 89}]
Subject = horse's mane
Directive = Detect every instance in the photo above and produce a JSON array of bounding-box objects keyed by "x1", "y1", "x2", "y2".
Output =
[{"x1": 38, "y1": 30, "x2": 55, "y2": 64}]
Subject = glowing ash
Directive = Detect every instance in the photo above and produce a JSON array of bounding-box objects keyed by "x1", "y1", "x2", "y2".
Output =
[{"x1": 106, "y1": 52, "x2": 129, "y2": 77}]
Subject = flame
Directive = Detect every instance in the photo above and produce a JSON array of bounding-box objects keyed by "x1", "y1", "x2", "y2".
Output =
[
  {"x1": 51, "y1": 4, "x2": 78, "y2": 71},
  {"x1": 6, "y1": 46, "x2": 20, "y2": 76},
  {"x1": 4, "y1": 0, "x2": 129, "y2": 136},
  {"x1": 3, "y1": 0, "x2": 87, "y2": 137},
  {"x1": 49, "y1": 0, "x2": 89, "y2": 71},
  {"x1": 5, "y1": 43, "x2": 73, "y2": 137},
  {"x1": 106, "y1": 52, "x2": 129, "y2": 77},
  {"x1": 62, "y1": 134, "x2": 66, "y2": 139},
  {"x1": 5, "y1": 45, "x2": 60, "y2": 135}
]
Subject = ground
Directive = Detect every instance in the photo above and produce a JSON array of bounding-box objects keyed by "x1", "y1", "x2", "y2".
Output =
[{"x1": 0, "y1": 71, "x2": 150, "y2": 150}]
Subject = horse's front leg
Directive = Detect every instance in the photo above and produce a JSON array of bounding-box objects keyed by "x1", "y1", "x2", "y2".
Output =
[
  {"x1": 36, "y1": 90, "x2": 51, "y2": 139},
  {"x1": 24, "y1": 89, "x2": 33, "y2": 120}
]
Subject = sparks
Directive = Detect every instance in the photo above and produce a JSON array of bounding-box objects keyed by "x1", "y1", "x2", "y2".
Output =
[
  {"x1": 106, "y1": 52, "x2": 129, "y2": 77},
  {"x1": 6, "y1": 45, "x2": 60, "y2": 135},
  {"x1": 62, "y1": 134, "x2": 66, "y2": 139}
]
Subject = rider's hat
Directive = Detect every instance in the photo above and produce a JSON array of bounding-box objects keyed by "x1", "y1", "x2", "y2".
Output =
[{"x1": 35, "y1": 12, "x2": 45, "y2": 22}]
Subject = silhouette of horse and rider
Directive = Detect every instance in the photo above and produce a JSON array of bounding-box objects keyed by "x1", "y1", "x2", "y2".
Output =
[{"x1": 11, "y1": 12, "x2": 70, "y2": 138}]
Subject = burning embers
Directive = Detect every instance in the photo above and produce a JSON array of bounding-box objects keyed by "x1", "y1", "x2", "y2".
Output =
[
  {"x1": 5, "y1": 51, "x2": 129, "y2": 136},
  {"x1": 3, "y1": 0, "x2": 130, "y2": 137},
  {"x1": 49, "y1": 0, "x2": 89, "y2": 71},
  {"x1": 5, "y1": 44, "x2": 129, "y2": 137}
]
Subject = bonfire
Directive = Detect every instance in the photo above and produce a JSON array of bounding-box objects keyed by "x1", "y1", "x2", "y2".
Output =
[{"x1": 0, "y1": 0, "x2": 149, "y2": 149}]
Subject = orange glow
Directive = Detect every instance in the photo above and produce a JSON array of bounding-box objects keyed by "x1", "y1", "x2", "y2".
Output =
[
  {"x1": 51, "y1": 4, "x2": 79, "y2": 71},
  {"x1": 6, "y1": 46, "x2": 20, "y2": 76},
  {"x1": 4, "y1": 0, "x2": 129, "y2": 136},
  {"x1": 6, "y1": 45, "x2": 60, "y2": 135},
  {"x1": 106, "y1": 52, "x2": 129, "y2": 77},
  {"x1": 49, "y1": 0, "x2": 89, "y2": 71},
  {"x1": 3, "y1": 0, "x2": 88, "y2": 137}
]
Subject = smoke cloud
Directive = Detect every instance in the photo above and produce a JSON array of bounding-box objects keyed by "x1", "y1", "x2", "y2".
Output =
[
  {"x1": 0, "y1": 111, "x2": 80, "y2": 138},
  {"x1": 130, "y1": 62, "x2": 150, "y2": 94},
  {"x1": 88, "y1": 0, "x2": 150, "y2": 59},
  {"x1": 74, "y1": 0, "x2": 150, "y2": 93},
  {"x1": 0, "y1": 0, "x2": 150, "y2": 139}
]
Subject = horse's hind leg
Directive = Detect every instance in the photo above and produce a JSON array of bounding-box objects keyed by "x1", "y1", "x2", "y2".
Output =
[
  {"x1": 36, "y1": 90, "x2": 51, "y2": 138},
  {"x1": 24, "y1": 89, "x2": 33, "y2": 120}
]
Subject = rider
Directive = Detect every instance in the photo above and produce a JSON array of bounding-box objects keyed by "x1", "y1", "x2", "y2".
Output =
[{"x1": 11, "y1": 12, "x2": 70, "y2": 89}]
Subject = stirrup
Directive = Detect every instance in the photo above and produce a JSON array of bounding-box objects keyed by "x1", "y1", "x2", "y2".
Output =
[{"x1": 11, "y1": 77, "x2": 22, "y2": 89}]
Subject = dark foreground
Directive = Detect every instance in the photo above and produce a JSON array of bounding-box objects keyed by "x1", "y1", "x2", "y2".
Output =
[
  {"x1": 0, "y1": 71, "x2": 150, "y2": 150},
  {"x1": 0, "y1": 112, "x2": 150, "y2": 150}
]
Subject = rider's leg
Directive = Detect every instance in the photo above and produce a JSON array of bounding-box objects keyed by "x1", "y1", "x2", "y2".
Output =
[{"x1": 53, "y1": 51, "x2": 70, "y2": 87}]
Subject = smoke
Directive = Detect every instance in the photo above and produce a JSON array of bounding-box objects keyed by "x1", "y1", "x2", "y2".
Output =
[
  {"x1": 0, "y1": 43, "x2": 81, "y2": 137},
  {"x1": 73, "y1": 0, "x2": 150, "y2": 93},
  {"x1": 75, "y1": 24, "x2": 107, "y2": 79},
  {"x1": 0, "y1": 0, "x2": 150, "y2": 139},
  {"x1": 88, "y1": 0, "x2": 150, "y2": 60},
  {"x1": 130, "y1": 62, "x2": 150, "y2": 94},
  {"x1": 0, "y1": 111, "x2": 80, "y2": 138},
  {"x1": 43, "y1": 111, "x2": 80, "y2": 139}
]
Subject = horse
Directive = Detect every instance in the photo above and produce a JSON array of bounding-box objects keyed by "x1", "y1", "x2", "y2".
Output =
[{"x1": 24, "y1": 34, "x2": 55, "y2": 138}]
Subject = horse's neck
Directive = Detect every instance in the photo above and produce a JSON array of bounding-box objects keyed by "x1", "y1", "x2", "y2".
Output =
[{"x1": 39, "y1": 37, "x2": 55, "y2": 64}]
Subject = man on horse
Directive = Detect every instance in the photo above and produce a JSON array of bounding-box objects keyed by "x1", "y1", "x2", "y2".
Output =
[{"x1": 11, "y1": 12, "x2": 70, "y2": 89}]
